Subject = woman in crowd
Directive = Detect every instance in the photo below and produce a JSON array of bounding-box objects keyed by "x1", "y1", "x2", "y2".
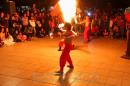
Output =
[{"x1": 3, "y1": 27, "x2": 15, "y2": 46}]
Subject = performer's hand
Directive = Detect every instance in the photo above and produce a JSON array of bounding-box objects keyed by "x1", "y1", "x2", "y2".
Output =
[
  {"x1": 72, "y1": 30, "x2": 78, "y2": 36},
  {"x1": 60, "y1": 28, "x2": 66, "y2": 32}
]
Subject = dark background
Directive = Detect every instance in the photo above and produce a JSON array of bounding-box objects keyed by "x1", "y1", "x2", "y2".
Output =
[{"x1": 0, "y1": 0, "x2": 130, "y2": 11}]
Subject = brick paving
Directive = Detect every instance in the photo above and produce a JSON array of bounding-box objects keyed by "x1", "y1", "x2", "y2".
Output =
[{"x1": 0, "y1": 36, "x2": 130, "y2": 86}]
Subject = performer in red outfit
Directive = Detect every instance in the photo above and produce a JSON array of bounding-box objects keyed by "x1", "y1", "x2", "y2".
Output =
[
  {"x1": 84, "y1": 16, "x2": 90, "y2": 42},
  {"x1": 58, "y1": 25, "x2": 77, "y2": 51},
  {"x1": 58, "y1": 39, "x2": 65, "y2": 51},
  {"x1": 79, "y1": 16, "x2": 90, "y2": 42},
  {"x1": 57, "y1": 23, "x2": 76, "y2": 74}
]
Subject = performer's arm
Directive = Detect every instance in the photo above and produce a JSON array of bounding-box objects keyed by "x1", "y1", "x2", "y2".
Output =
[
  {"x1": 71, "y1": 30, "x2": 78, "y2": 36},
  {"x1": 60, "y1": 28, "x2": 66, "y2": 32}
]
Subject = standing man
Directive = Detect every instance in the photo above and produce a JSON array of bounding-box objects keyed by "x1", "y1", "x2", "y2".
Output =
[{"x1": 56, "y1": 23, "x2": 76, "y2": 74}]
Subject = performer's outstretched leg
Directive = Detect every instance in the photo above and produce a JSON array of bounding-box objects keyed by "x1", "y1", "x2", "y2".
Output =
[
  {"x1": 59, "y1": 48, "x2": 68, "y2": 72},
  {"x1": 67, "y1": 54, "x2": 74, "y2": 68}
]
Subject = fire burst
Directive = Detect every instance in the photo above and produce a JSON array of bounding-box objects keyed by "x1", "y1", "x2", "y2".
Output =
[{"x1": 59, "y1": 0, "x2": 76, "y2": 23}]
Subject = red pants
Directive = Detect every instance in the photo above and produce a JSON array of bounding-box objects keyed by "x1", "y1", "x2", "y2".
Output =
[
  {"x1": 60, "y1": 44, "x2": 73, "y2": 71},
  {"x1": 59, "y1": 39, "x2": 64, "y2": 48},
  {"x1": 59, "y1": 39, "x2": 74, "y2": 50},
  {"x1": 84, "y1": 26, "x2": 90, "y2": 42}
]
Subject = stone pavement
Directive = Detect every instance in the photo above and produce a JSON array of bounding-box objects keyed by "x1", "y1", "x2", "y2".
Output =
[{"x1": 0, "y1": 36, "x2": 130, "y2": 86}]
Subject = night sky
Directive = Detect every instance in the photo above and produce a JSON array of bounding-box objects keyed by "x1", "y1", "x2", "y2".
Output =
[
  {"x1": 0, "y1": 0, "x2": 130, "y2": 9},
  {"x1": 82, "y1": 0, "x2": 130, "y2": 8}
]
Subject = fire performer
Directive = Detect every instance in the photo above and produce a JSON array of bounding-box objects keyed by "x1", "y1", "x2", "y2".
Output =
[
  {"x1": 56, "y1": 23, "x2": 76, "y2": 74},
  {"x1": 79, "y1": 16, "x2": 91, "y2": 42},
  {"x1": 58, "y1": 25, "x2": 77, "y2": 51},
  {"x1": 84, "y1": 16, "x2": 90, "y2": 42}
]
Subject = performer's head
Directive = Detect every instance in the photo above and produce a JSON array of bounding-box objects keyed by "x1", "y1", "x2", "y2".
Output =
[{"x1": 64, "y1": 22, "x2": 71, "y2": 31}]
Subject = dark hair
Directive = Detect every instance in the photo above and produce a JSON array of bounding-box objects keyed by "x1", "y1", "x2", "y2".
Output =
[{"x1": 64, "y1": 22, "x2": 71, "y2": 30}]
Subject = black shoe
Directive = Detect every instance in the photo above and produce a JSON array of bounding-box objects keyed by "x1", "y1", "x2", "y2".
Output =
[
  {"x1": 55, "y1": 71, "x2": 63, "y2": 75},
  {"x1": 58, "y1": 49, "x2": 62, "y2": 51},
  {"x1": 58, "y1": 47, "x2": 62, "y2": 51}
]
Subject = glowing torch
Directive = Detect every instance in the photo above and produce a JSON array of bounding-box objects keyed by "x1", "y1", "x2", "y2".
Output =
[{"x1": 58, "y1": 0, "x2": 76, "y2": 23}]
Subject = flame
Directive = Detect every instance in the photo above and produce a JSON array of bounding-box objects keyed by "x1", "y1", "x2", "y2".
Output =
[{"x1": 58, "y1": 0, "x2": 76, "y2": 23}]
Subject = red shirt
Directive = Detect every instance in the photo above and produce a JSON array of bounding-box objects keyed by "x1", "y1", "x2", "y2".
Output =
[{"x1": 125, "y1": 13, "x2": 130, "y2": 22}]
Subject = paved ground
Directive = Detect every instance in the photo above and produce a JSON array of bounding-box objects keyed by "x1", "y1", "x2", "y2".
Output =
[{"x1": 0, "y1": 36, "x2": 130, "y2": 86}]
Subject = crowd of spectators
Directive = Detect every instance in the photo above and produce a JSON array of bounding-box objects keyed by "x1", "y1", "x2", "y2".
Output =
[
  {"x1": 0, "y1": 3, "x2": 129, "y2": 47},
  {"x1": 0, "y1": 3, "x2": 63, "y2": 47},
  {"x1": 90, "y1": 9, "x2": 126, "y2": 39}
]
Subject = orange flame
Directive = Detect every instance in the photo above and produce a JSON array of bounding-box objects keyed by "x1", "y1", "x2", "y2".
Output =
[{"x1": 58, "y1": 0, "x2": 76, "y2": 23}]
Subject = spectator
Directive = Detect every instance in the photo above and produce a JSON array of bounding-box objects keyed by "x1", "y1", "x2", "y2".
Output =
[
  {"x1": 17, "y1": 31, "x2": 27, "y2": 42},
  {"x1": 36, "y1": 21, "x2": 45, "y2": 38},
  {"x1": 3, "y1": 27, "x2": 15, "y2": 46},
  {"x1": 22, "y1": 13, "x2": 29, "y2": 35},
  {"x1": 0, "y1": 12, "x2": 5, "y2": 26},
  {"x1": 109, "y1": 16, "x2": 114, "y2": 38},
  {"x1": 0, "y1": 26, "x2": 4, "y2": 47}
]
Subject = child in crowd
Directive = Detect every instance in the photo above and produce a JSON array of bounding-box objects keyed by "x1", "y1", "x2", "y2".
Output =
[
  {"x1": 103, "y1": 29, "x2": 109, "y2": 38},
  {"x1": 113, "y1": 24, "x2": 120, "y2": 38},
  {"x1": 17, "y1": 32, "x2": 27, "y2": 42}
]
